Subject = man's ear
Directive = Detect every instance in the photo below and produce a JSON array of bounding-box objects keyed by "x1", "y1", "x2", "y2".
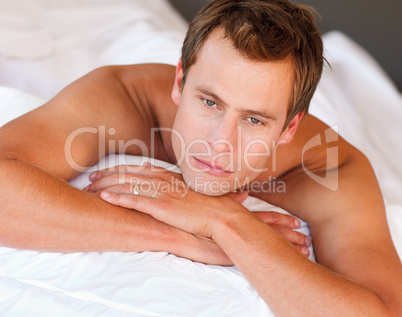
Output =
[
  {"x1": 277, "y1": 112, "x2": 305, "y2": 145},
  {"x1": 171, "y1": 59, "x2": 184, "y2": 106}
]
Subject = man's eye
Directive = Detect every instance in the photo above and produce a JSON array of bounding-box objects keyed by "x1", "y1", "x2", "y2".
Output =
[
  {"x1": 247, "y1": 117, "x2": 262, "y2": 125},
  {"x1": 204, "y1": 99, "x2": 217, "y2": 107}
]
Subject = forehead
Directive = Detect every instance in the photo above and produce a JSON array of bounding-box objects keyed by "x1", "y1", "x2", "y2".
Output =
[{"x1": 185, "y1": 28, "x2": 295, "y2": 117}]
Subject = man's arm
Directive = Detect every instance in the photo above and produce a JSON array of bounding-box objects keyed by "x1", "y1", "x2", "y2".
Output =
[
  {"x1": 0, "y1": 64, "x2": 229, "y2": 264},
  {"x1": 248, "y1": 115, "x2": 402, "y2": 315}
]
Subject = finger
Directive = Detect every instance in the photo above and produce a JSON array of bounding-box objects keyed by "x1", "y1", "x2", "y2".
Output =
[
  {"x1": 91, "y1": 174, "x2": 175, "y2": 198},
  {"x1": 95, "y1": 183, "x2": 157, "y2": 198},
  {"x1": 254, "y1": 211, "x2": 301, "y2": 229},
  {"x1": 294, "y1": 245, "x2": 310, "y2": 257},
  {"x1": 87, "y1": 172, "x2": 142, "y2": 192},
  {"x1": 100, "y1": 190, "x2": 210, "y2": 237},
  {"x1": 100, "y1": 191, "x2": 158, "y2": 213},
  {"x1": 89, "y1": 164, "x2": 150, "y2": 181},
  {"x1": 270, "y1": 224, "x2": 311, "y2": 248},
  {"x1": 226, "y1": 191, "x2": 248, "y2": 204},
  {"x1": 100, "y1": 190, "x2": 176, "y2": 227}
]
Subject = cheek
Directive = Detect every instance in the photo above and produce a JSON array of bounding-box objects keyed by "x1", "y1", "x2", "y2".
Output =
[
  {"x1": 238, "y1": 138, "x2": 272, "y2": 171},
  {"x1": 172, "y1": 106, "x2": 203, "y2": 164},
  {"x1": 172, "y1": 102, "x2": 199, "y2": 136},
  {"x1": 172, "y1": 103, "x2": 210, "y2": 146}
]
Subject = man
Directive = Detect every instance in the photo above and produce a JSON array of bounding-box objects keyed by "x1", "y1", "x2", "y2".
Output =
[{"x1": 0, "y1": 0, "x2": 401, "y2": 315}]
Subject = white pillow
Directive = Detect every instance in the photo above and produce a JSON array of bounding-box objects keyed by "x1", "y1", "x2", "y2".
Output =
[{"x1": 0, "y1": 86, "x2": 45, "y2": 127}]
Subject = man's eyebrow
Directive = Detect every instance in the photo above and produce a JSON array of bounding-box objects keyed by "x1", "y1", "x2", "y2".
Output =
[
  {"x1": 196, "y1": 85, "x2": 277, "y2": 122},
  {"x1": 196, "y1": 86, "x2": 228, "y2": 107},
  {"x1": 237, "y1": 109, "x2": 277, "y2": 122}
]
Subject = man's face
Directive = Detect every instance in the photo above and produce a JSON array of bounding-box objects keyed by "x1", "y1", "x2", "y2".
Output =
[{"x1": 171, "y1": 28, "x2": 299, "y2": 196}]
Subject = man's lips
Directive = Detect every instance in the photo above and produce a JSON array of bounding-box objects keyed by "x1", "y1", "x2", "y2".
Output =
[{"x1": 193, "y1": 157, "x2": 233, "y2": 175}]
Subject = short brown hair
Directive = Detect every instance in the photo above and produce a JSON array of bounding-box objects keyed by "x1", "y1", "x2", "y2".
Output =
[{"x1": 181, "y1": 0, "x2": 324, "y2": 130}]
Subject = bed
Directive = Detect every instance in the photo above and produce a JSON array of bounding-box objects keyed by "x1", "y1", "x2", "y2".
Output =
[{"x1": 0, "y1": 0, "x2": 401, "y2": 316}]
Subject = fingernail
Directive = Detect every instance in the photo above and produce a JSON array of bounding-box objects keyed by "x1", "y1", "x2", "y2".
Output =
[
  {"x1": 302, "y1": 247, "x2": 310, "y2": 256},
  {"x1": 305, "y1": 237, "x2": 311, "y2": 247},
  {"x1": 83, "y1": 186, "x2": 89, "y2": 192},
  {"x1": 294, "y1": 218, "x2": 301, "y2": 228},
  {"x1": 89, "y1": 171, "x2": 97, "y2": 180},
  {"x1": 101, "y1": 191, "x2": 110, "y2": 199}
]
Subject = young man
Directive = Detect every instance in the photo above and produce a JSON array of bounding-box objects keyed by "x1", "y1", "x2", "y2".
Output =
[{"x1": 0, "y1": 0, "x2": 401, "y2": 315}]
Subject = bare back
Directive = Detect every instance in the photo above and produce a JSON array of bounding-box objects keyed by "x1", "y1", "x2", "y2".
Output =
[{"x1": 0, "y1": 64, "x2": 178, "y2": 181}]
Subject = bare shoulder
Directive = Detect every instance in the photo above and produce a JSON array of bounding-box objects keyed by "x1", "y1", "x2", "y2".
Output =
[
  {"x1": 0, "y1": 63, "x2": 177, "y2": 180},
  {"x1": 257, "y1": 114, "x2": 357, "y2": 183},
  {"x1": 117, "y1": 63, "x2": 178, "y2": 163}
]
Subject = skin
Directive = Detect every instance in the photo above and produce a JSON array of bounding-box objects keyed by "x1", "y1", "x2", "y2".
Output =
[
  {"x1": 0, "y1": 27, "x2": 401, "y2": 316},
  {"x1": 169, "y1": 32, "x2": 300, "y2": 196}
]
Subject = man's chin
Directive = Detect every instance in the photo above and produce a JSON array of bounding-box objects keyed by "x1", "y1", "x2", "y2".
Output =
[
  {"x1": 181, "y1": 172, "x2": 232, "y2": 197},
  {"x1": 193, "y1": 186, "x2": 227, "y2": 197}
]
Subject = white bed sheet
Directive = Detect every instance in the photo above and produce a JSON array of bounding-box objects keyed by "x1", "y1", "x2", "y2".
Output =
[
  {"x1": 0, "y1": 0, "x2": 188, "y2": 100},
  {"x1": 0, "y1": 0, "x2": 401, "y2": 316}
]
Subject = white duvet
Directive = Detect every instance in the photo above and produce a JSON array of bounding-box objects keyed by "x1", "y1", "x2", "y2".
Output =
[{"x1": 0, "y1": 0, "x2": 401, "y2": 316}]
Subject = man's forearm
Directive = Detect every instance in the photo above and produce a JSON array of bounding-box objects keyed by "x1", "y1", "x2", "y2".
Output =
[
  {"x1": 244, "y1": 153, "x2": 401, "y2": 315},
  {"x1": 0, "y1": 158, "x2": 173, "y2": 251},
  {"x1": 0, "y1": 158, "x2": 228, "y2": 264},
  {"x1": 213, "y1": 213, "x2": 392, "y2": 316}
]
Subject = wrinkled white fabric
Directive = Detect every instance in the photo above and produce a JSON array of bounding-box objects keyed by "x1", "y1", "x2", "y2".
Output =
[{"x1": 0, "y1": 0, "x2": 187, "y2": 99}]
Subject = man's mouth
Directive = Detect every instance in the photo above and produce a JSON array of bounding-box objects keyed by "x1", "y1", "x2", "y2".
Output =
[{"x1": 192, "y1": 157, "x2": 233, "y2": 176}]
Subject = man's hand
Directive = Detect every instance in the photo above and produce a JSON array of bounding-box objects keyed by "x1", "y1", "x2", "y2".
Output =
[{"x1": 86, "y1": 163, "x2": 311, "y2": 257}]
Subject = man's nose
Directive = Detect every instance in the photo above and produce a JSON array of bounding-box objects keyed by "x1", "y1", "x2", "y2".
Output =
[{"x1": 207, "y1": 116, "x2": 238, "y2": 152}]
